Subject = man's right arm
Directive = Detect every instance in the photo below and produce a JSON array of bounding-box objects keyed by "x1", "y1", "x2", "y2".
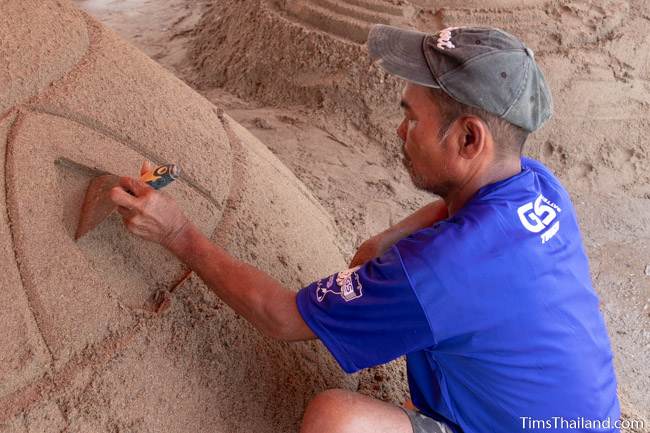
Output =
[
  {"x1": 110, "y1": 176, "x2": 315, "y2": 342},
  {"x1": 167, "y1": 222, "x2": 316, "y2": 342}
]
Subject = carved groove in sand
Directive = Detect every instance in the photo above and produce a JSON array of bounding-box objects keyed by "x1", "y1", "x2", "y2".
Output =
[
  {"x1": 0, "y1": 112, "x2": 52, "y2": 402},
  {"x1": 5, "y1": 109, "x2": 223, "y2": 364}
]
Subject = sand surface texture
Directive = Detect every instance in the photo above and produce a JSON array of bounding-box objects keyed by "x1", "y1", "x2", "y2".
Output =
[{"x1": 2, "y1": 0, "x2": 649, "y2": 431}]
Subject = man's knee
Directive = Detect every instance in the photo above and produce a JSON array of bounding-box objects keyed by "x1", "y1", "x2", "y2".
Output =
[{"x1": 300, "y1": 388, "x2": 360, "y2": 433}]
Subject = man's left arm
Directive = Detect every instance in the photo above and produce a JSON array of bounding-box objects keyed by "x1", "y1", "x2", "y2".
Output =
[
  {"x1": 349, "y1": 199, "x2": 448, "y2": 267},
  {"x1": 110, "y1": 175, "x2": 316, "y2": 342}
]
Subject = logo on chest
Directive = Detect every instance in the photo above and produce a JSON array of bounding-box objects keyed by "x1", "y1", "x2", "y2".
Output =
[{"x1": 517, "y1": 194, "x2": 562, "y2": 244}]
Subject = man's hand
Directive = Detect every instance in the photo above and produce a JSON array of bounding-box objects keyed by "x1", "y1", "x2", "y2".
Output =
[{"x1": 109, "y1": 160, "x2": 189, "y2": 249}]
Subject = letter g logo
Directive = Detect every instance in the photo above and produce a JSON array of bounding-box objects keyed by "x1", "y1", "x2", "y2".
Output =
[{"x1": 517, "y1": 195, "x2": 557, "y2": 233}]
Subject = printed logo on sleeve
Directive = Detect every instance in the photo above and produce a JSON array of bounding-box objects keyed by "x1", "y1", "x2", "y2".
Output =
[
  {"x1": 316, "y1": 266, "x2": 363, "y2": 303},
  {"x1": 517, "y1": 194, "x2": 562, "y2": 244}
]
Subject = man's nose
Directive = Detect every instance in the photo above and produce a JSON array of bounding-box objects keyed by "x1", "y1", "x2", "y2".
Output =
[{"x1": 397, "y1": 119, "x2": 407, "y2": 142}]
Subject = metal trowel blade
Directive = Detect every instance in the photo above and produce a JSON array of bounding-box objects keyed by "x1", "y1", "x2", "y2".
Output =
[{"x1": 75, "y1": 173, "x2": 121, "y2": 240}]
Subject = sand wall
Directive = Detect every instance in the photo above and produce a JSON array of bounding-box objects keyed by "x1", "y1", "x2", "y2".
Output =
[{"x1": 0, "y1": 1, "x2": 360, "y2": 431}]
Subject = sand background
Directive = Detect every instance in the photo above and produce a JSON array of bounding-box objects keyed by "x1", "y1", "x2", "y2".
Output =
[{"x1": 1, "y1": 0, "x2": 648, "y2": 431}]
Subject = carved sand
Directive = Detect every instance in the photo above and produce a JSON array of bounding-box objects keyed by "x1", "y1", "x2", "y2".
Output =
[{"x1": 0, "y1": 1, "x2": 357, "y2": 431}]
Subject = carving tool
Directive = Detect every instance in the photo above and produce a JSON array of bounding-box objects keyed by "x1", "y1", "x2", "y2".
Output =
[{"x1": 57, "y1": 158, "x2": 180, "y2": 240}]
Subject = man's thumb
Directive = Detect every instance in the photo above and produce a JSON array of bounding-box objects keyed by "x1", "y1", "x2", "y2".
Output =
[{"x1": 119, "y1": 176, "x2": 152, "y2": 197}]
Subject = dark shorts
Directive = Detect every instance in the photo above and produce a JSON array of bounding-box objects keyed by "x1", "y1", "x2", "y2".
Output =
[{"x1": 400, "y1": 408, "x2": 454, "y2": 433}]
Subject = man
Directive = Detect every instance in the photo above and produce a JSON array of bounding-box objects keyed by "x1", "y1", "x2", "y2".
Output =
[{"x1": 110, "y1": 25, "x2": 620, "y2": 433}]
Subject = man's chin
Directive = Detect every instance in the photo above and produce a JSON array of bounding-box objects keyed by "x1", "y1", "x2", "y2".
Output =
[
  {"x1": 407, "y1": 171, "x2": 430, "y2": 192},
  {"x1": 407, "y1": 170, "x2": 447, "y2": 197},
  {"x1": 402, "y1": 160, "x2": 444, "y2": 195},
  {"x1": 402, "y1": 159, "x2": 421, "y2": 185}
]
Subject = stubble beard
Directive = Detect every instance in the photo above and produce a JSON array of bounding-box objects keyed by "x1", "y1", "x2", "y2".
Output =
[
  {"x1": 402, "y1": 154, "x2": 451, "y2": 198},
  {"x1": 401, "y1": 126, "x2": 456, "y2": 198}
]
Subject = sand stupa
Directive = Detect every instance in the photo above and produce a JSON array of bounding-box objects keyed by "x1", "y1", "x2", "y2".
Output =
[{"x1": 0, "y1": 1, "x2": 361, "y2": 431}]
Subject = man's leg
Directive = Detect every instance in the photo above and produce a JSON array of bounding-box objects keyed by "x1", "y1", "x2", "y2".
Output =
[{"x1": 300, "y1": 388, "x2": 413, "y2": 433}]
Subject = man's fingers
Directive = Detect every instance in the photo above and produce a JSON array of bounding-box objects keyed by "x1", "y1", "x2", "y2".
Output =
[
  {"x1": 124, "y1": 217, "x2": 148, "y2": 239},
  {"x1": 119, "y1": 176, "x2": 152, "y2": 197},
  {"x1": 140, "y1": 160, "x2": 154, "y2": 176},
  {"x1": 116, "y1": 205, "x2": 134, "y2": 218},
  {"x1": 110, "y1": 186, "x2": 139, "y2": 210}
]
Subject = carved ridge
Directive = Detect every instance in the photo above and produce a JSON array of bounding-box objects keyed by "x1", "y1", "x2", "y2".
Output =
[{"x1": 4, "y1": 109, "x2": 55, "y2": 365}]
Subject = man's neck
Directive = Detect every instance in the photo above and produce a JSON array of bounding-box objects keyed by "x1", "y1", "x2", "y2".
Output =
[{"x1": 445, "y1": 157, "x2": 522, "y2": 216}]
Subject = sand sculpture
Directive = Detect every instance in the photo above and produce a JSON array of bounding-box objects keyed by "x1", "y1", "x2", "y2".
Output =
[
  {"x1": 0, "y1": 0, "x2": 365, "y2": 431},
  {"x1": 190, "y1": 0, "x2": 410, "y2": 143}
]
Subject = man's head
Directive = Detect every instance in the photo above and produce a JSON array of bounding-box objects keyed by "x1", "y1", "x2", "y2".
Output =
[
  {"x1": 398, "y1": 82, "x2": 529, "y2": 196},
  {"x1": 369, "y1": 25, "x2": 552, "y2": 198}
]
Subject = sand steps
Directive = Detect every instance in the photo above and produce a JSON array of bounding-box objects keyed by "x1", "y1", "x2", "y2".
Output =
[
  {"x1": 313, "y1": 0, "x2": 393, "y2": 24},
  {"x1": 282, "y1": 0, "x2": 404, "y2": 44},
  {"x1": 343, "y1": 0, "x2": 403, "y2": 16}
]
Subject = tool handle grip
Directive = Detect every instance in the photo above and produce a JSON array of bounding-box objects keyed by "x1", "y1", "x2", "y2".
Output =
[{"x1": 139, "y1": 164, "x2": 179, "y2": 190}]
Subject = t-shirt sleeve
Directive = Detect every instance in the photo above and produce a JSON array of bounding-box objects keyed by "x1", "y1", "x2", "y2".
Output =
[{"x1": 295, "y1": 245, "x2": 435, "y2": 373}]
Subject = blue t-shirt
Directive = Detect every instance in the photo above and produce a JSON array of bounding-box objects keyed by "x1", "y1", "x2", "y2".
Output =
[{"x1": 296, "y1": 158, "x2": 620, "y2": 433}]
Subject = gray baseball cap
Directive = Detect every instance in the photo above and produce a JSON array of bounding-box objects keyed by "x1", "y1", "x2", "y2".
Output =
[{"x1": 368, "y1": 25, "x2": 553, "y2": 132}]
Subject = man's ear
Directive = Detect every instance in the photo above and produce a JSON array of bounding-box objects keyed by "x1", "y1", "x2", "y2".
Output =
[{"x1": 457, "y1": 116, "x2": 487, "y2": 160}]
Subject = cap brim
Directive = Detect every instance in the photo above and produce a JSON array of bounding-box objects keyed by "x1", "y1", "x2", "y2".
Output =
[{"x1": 368, "y1": 24, "x2": 440, "y2": 88}]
